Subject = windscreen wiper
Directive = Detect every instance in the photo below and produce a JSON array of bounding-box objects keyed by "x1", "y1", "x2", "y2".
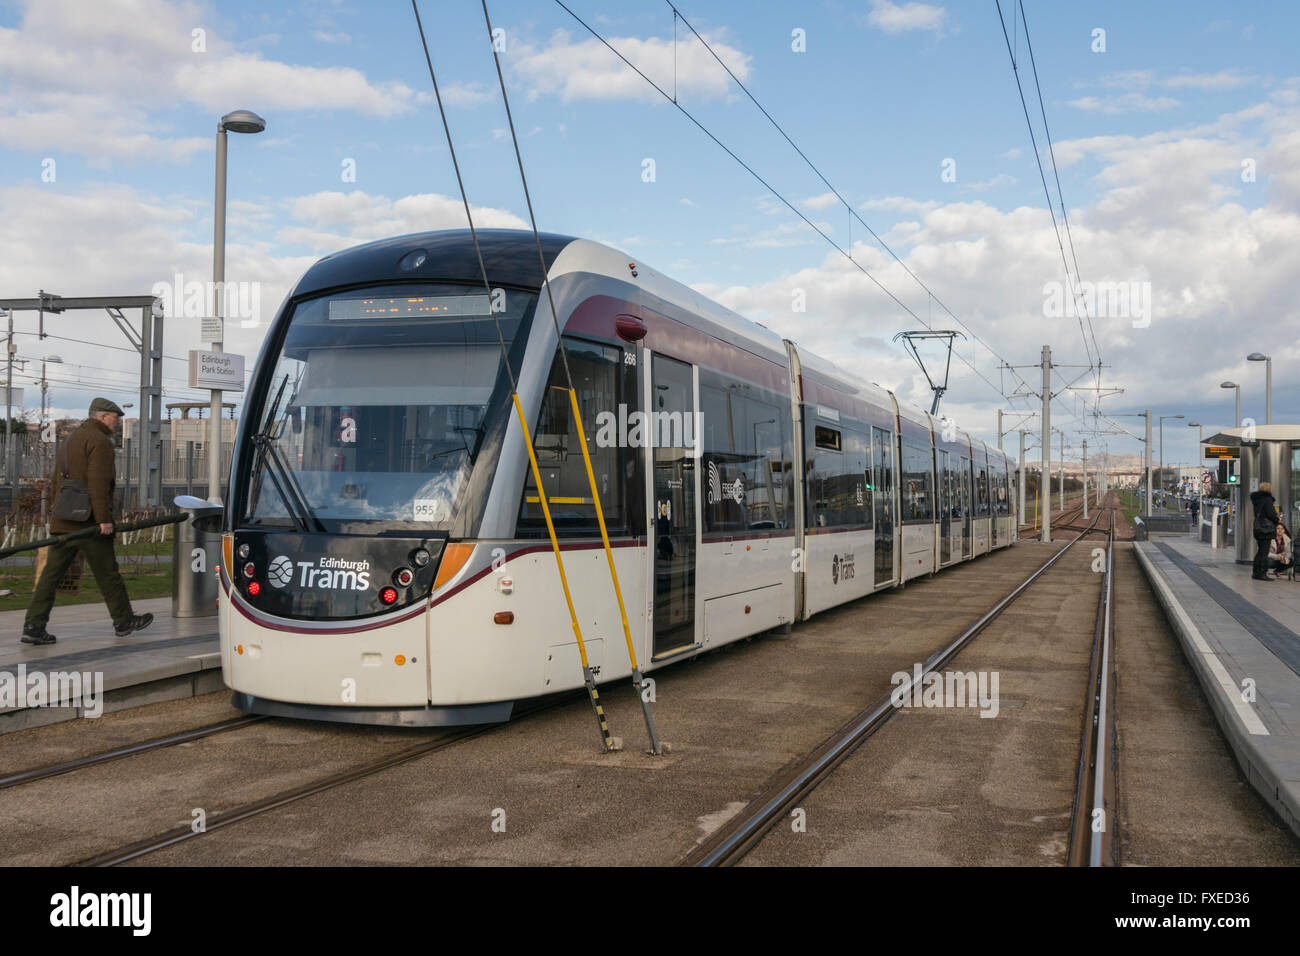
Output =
[{"x1": 251, "y1": 374, "x2": 325, "y2": 533}]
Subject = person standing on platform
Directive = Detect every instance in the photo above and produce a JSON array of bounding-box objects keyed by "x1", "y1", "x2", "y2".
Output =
[
  {"x1": 1250, "y1": 481, "x2": 1281, "y2": 581},
  {"x1": 20, "y1": 398, "x2": 154, "y2": 645}
]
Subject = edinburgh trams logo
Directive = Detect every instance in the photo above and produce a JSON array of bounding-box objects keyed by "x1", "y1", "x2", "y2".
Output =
[
  {"x1": 706, "y1": 460, "x2": 745, "y2": 505},
  {"x1": 267, "y1": 555, "x2": 372, "y2": 590},
  {"x1": 832, "y1": 552, "x2": 855, "y2": 584}
]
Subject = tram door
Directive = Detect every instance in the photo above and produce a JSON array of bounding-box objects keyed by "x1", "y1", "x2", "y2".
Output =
[
  {"x1": 651, "y1": 355, "x2": 698, "y2": 658},
  {"x1": 938, "y1": 450, "x2": 952, "y2": 564},
  {"x1": 872, "y1": 427, "x2": 894, "y2": 585}
]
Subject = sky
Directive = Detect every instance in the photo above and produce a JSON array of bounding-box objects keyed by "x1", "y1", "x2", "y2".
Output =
[{"x1": 2, "y1": 0, "x2": 1298, "y2": 472}]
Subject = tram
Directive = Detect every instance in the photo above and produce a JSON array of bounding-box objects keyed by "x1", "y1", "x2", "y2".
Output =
[{"x1": 219, "y1": 229, "x2": 1015, "y2": 725}]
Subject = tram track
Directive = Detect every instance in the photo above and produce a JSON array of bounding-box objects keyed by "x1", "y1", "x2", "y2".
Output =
[
  {"x1": 75, "y1": 691, "x2": 583, "y2": 867},
  {"x1": 1067, "y1": 503, "x2": 1117, "y2": 866},
  {"x1": 683, "y1": 497, "x2": 1119, "y2": 867},
  {"x1": 0, "y1": 715, "x2": 268, "y2": 792}
]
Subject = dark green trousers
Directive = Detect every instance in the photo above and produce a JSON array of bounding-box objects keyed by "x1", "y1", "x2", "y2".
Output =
[{"x1": 25, "y1": 534, "x2": 134, "y2": 630}]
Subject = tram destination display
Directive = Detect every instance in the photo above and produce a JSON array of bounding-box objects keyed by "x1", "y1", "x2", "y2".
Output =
[{"x1": 328, "y1": 294, "x2": 492, "y2": 321}]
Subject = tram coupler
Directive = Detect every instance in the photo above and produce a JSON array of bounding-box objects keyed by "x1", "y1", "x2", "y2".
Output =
[
  {"x1": 632, "y1": 667, "x2": 664, "y2": 756},
  {"x1": 583, "y1": 667, "x2": 621, "y2": 752}
]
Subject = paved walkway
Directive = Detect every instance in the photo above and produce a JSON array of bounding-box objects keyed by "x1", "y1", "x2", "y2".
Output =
[
  {"x1": 1133, "y1": 532, "x2": 1300, "y2": 838},
  {"x1": 0, "y1": 596, "x2": 220, "y2": 732}
]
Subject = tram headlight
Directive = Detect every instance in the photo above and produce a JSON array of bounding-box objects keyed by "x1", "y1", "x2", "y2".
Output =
[
  {"x1": 243, "y1": 562, "x2": 256, "y2": 578},
  {"x1": 237, "y1": 543, "x2": 250, "y2": 560},
  {"x1": 393, "y1": 567, "x2": 414, "y2": 587},
  {"x1": 411, "y1": 548, "x2": 432, "y2": 568}
]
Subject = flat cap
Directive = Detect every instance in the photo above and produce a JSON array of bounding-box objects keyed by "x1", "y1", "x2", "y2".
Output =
[{"x1": 89, "y1": 397, "x2": 125, "y2": 416}]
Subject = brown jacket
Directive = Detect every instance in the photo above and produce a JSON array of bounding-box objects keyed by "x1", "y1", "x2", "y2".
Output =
[{"x1": 51, "y1": 418, "x2": 117, "y2": 533}]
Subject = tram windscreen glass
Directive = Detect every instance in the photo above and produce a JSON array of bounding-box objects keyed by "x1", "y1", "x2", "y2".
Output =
[{"x1": 241, "y1": 283, "x2": 536, "y2": 532}]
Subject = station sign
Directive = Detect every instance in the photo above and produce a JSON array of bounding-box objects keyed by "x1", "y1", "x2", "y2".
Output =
[
  {"x1": 201, "y1": 315, "x2": 223, "y2": 343},
  {"x1": 188, "y1": 350, "x2": 245, "y2": 391},
  {"x1": 1204, "y1": 445, "x2": 1239, "y2": 459}
]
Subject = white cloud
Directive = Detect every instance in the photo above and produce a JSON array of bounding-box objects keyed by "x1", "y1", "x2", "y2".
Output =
[
  {"x1": 962, "y1": 174, "x2": 1016, "y2": 192},
  {"x1": 0, "y1": 0, "x2": 421, "y2": 161},
  {"x1": 439, "y1": 83, "x2": 494, "y2": 108},
  {"x1": 313, "y1": 30, "x2": 351, "y2": 45},
  {"x1": 865, "y1": 1, "x2": 948, "y2": 35},
  {"x1": 1161, "y1": 69, "x2": 1258, "y2": 90},
  {"x1": 510, "y1": 28, "x2": 751, "y2": 103},
  {"x1": 681, "y1": 98, "x2": 1300, "y2": 436},
  {"x1": 799, "y1": 192, "x2": 841, "y2": 211},
  {"x1": 282, "y1": 191, "x2": 528, "y2": 252},
  {"x1": 1068, "y1": 93, "x2": 1181, "y2": 114}
]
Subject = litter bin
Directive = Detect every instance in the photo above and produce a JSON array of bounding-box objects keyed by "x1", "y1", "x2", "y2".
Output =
[{"x1": 172, "y1": 494, "x2": 224, "y2": 618}]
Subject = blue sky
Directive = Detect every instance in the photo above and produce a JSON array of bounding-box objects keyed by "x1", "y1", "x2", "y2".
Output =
[{"x1": 2, "y1": 0, "x2": 1298, "y2": 471}]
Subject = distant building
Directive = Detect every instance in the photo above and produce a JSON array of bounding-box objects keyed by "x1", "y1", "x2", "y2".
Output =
[{"x1": 123, "y1": 402, "x2": 238, "y2": 445}]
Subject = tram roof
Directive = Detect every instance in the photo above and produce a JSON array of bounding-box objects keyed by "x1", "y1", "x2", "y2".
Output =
[{"x1": 293, "y1": 229, "x2": 578, "y2": 298}]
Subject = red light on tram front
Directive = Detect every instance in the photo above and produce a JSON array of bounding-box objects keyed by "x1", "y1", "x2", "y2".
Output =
[
  {"x1": 379, "y1": 586, "x2": 398, "y2": 605},
  {"x1": 248, "y1": 580, "x2": 261, "y2": 596}
]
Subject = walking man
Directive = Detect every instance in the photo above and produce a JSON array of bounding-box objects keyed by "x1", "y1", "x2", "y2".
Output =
[{"x1": 21, "y1": 398, "x2": 153, "y2": 645}]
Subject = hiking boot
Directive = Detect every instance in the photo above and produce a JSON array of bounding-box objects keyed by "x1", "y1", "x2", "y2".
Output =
[
  {"x1": 20, "y1": 625, "x2": 56, "y2": 646},
  {"x1": 114, "y1": 613, "x2": 154, "y2": 637}
]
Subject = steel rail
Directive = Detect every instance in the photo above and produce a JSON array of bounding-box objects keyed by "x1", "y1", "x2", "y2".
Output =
[
  {"x1": 0, "y1": 716, "x2": 267, "y2": 791},
  {"x1": 1066, "y1": 501, "x2": 1116, "y2": 865},
  {"x1": 77, "y1": 692, "x2": 581, "y2": 866},
  {"x1": 683, "y1": 507, "x2": 1105, "y2": 867},
  {"x1": 1089, "y1": 508, "x2": 1117, "y2": 866}
]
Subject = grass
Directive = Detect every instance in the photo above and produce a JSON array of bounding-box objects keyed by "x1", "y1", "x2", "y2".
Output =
[
  {"x1": 0, "y1": 561, "x2": 173, "y2": 613},
  {"x1": 1117, "y1": 488, "x2": 1142, "y2": 529}
]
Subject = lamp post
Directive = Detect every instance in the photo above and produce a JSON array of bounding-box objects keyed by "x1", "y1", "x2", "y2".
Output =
[
  {"x1": 1246, "y1": 353, "x2": 1271, "y2": 425},
  {"x1": 1220, "y1": 381, "x2": 1240, "y2": 432},
  {"x1": 1189, "y1": 421, "x2": 1204, "y2": 531},
  {"x1": 209, "y1": 109, "x2": 265, "y2": 505},
  {"x1": 1112, "y1": 411, "x2": 1153, "y2": 517},
  {"x1": 38, "y1": 355, "x2": 62, "y2": 496},
  {"x1": 1158, "y1": 414, "x2": 1184, "y2": 501}
]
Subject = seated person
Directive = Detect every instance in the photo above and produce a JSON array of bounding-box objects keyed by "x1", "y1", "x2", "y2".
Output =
[{"x1": 1267, "y1": 522, "x2": 1293, "y2": 577}]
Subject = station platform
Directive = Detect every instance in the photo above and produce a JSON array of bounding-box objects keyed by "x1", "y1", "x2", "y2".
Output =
[
  {"x1": 0, "y1": 598, "x2": 220, "y2": 734},
  {"x1": 1134, "y1": 532, "x2": 1300, "y2": 839}
]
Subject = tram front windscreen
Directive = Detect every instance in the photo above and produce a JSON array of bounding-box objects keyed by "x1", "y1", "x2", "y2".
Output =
[{"x1": 239, "y1": 284, "x2": 537, "y2": 534}]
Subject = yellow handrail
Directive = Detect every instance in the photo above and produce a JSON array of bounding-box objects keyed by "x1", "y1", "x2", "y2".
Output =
[
  {"x1": 513, "y1": 392, "x2": 617, "y2": 752},
  {"x1": 567, "y1": 388, "x2": 663, "y2": 754}
]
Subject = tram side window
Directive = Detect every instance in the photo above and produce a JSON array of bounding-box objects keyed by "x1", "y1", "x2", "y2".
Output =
[
  {"x1": 996, "y1": 465, "x2": 1010, "y2": 515},
  {"x1": 700, "y1": 374, "x2": 791, "y2": 533},
  {"x1": 518, "y1": 340, "x2": 636, "y2": 536},
  {"x1": 900, "y1": 440, "x2": 933, "y2": 523},
  {"x1": 805, "y1": 419, "x2": 869, "y2": 529},
  {"x1": 976, "y1": 465, "x2": 990, "y2": 517}
]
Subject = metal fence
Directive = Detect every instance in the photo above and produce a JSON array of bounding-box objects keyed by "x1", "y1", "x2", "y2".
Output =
[{"x1": 0, "y1": 432, "x2": 235, "y2": 514}]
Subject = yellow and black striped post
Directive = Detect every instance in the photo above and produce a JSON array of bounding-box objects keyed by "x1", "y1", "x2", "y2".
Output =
[{"x1": 513, "y1": 394, "x2": 620, "y2": 752}]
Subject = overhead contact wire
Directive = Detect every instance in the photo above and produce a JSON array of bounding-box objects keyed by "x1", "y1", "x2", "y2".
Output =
[
  {"x1": 482, "y1": 0, "x2": 663, "y2": 755},
  {"x1": 411, "y1": 0, "x2": 619, "y2": 753}
]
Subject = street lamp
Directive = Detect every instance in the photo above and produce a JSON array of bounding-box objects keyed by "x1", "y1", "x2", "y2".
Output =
[
  {"x1": 1159, "y1": 414, "x2": 1184, "y2": 498},
  {"x1": 209, "y1": 109, "x2": 266, "y2": 506},
  {"x1": 1247, "y1": 353, "x2": 1271, "y2": 425},
  {"x1": 1220, "y1": 381, "x2": 1240, "y2": 432}
]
